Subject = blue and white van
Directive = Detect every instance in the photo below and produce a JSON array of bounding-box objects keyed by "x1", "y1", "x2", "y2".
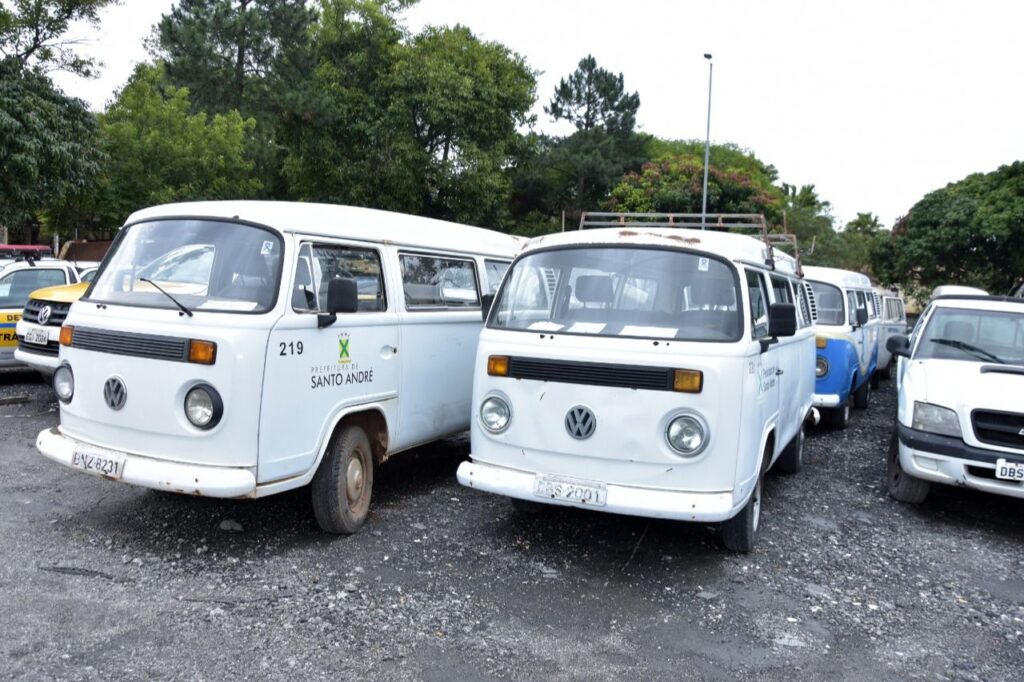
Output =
[
  {"x1": 804, "y1": 266, "x2": 880, "y2": 428},
  {"x1": 872, "y1": 287, "x2": 908, "y2": 384}
]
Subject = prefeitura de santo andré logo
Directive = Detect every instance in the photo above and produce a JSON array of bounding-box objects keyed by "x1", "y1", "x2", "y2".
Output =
[{"x1": 337, "y1": 331, "x2": 351, "y2": 364}]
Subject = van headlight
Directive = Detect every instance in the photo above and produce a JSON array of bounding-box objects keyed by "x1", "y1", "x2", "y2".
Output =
[
  {"x1": 53, "y1": 365, "x2": 74, "y2": 403},
  {"x1": 185, "y1": 384, "x2": 223, "y2": 429},
  {"x1": 480, "y1": 396, "x2": 511, "y2": 433},
  {"x1": 666, "y1": 414, "x2": 709, "y2": 456},
  {"x1": 912, "y1": 401, "x2": 961, "y2": 438},
  {"x1": 815, "y1": 356, "x2": 829, "y2": 378}
]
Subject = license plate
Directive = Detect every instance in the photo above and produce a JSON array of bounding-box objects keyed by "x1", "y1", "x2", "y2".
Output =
[
  {"x1": 534, "y1": 474, "x2": 607, "y2": 506},
  {"x1": 25, "y1": 328, "x2": 49, "y2": 345},
  {"x1": 995, "y1": 459, "x2": 1024, "y2": 482},
  {"x1": 71, "y1": 448, "x2": 127, "y2": 479}
]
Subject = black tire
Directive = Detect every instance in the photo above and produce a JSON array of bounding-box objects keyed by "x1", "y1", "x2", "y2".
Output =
[
  {"x1": 510, "y1": 497, "x2": 546, "y2": 514},
  {"x1": 722, "y1": 470, "x2": 764, "y2": 553},
  {"x1": 853, "y1": 378, "x2": 871, "y2": 409},
  {"x1": 881, "y1": 361, "x2": 893, "y2": 381},
  {"x1": 775, "y1": 424, "x2": 805, "y2": 474},
  {"x1": 311, "y1": 425, "x2": 374, "y2": 534},
  {"x1": 825, "y1": 400, "x2": 851, "y2": 429},
  {"x1": 870, "y1": 371, "x2": 881, "y2": 390},
  {"x1": 887, "y1": 433, "x2": 930, "y2": 504}
]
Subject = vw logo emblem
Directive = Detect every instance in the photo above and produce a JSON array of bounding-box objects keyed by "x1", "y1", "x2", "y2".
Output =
[
  {"x1": 103, "y1": 377, "x2": 127, "y2": 411},
  {"x1": 1019, "y1": 427, "x2": 1024, "y2": 437},
  {"x1": 38, "y1": 305, "x2": 52, "y2": 325},
  {"x1": 565, "y1": 405, "x2": 597, "y2": 440}
]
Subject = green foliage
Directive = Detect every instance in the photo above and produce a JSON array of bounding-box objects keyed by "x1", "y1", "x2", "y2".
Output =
[
  {"x1": 0, "y1": 58, "x2": 102, "y2": 238},
  {"x1": 0, "y1": 0, "x2": 117, "y2": 76},
  {"x1": 872, "y1": 162, "x2": 1024, "y2": 299},
  {"x1": 545, "y1": 54, "x2": 639, "y2": 134},
  {"x1": 89, "y1": 63, "x2": 260, "y2": 226}
]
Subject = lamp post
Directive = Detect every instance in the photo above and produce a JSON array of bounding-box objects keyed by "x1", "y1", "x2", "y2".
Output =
[{"x1": 701, "y1": 53, "x2": 713, "y2": 230}]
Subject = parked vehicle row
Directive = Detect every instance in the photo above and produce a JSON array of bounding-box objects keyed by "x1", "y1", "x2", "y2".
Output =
[{"x1": 22, "y1": 202, "x2": 1019, "y2": 555}]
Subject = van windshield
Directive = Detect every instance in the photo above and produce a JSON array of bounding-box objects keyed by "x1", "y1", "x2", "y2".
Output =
[
  {"x1": 490, "y1": 246, "x2": 742, "y2": 341},
  {"x1": 807, "y1": 280, "x2": 845, "y2": 326},
  {"x1": 88, "y1": 219, "x2": 282, "y2": 313}
]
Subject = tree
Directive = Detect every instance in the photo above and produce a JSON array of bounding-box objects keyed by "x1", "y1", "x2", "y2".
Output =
[
  {"x1": 545, "y1": 54, "x2": 639, "y2": 134},
  {"x1": 88, "y1": 63, "x2": 260, "y2": 227},
  {"x1": 872, "y1": 162, "x2": 1024, "y2": 299},
  {"x1": 0, "y1": 0, "x2": 117, "y2": 75},
  {"x1": 0, "y1": 58, "x2": 102, "y2": 240}
]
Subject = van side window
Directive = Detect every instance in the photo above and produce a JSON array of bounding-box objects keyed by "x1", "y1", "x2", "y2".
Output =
[
  {"x1": 745, "y1": 270, "x2": 770, "y2": 338},
  {"x1": 400, "y1": 254, "x2": 480, "y2": 309},
  {"x1": 293, "y1": 243, "x2": 386, "y2": 313},
  {"x1": 847, "y1": 291, "x2": 860, "y2": 325},
  {"x1": 484, "y1": 260, "x2": 510, "y2": 295},
  {"x1": 769, "y1": 275, "x2": 792, "y2": 304}
]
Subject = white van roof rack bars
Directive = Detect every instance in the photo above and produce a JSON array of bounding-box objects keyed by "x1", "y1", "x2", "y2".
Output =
[{"x1": 577, "y1": 212, "x2": 803, "y2": 275}]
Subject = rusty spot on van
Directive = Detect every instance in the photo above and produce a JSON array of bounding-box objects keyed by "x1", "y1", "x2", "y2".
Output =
[
  {"x1": 664, "y1": 234, "x2": 701, "y2": 244},
  {"x1": 618, "y1": 230, "x2": 639, "y2": 237}
]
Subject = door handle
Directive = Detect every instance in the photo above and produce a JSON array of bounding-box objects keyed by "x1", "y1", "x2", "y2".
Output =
[{"x1": 776, "y1": 369, "x2": 784, "y2": 376}]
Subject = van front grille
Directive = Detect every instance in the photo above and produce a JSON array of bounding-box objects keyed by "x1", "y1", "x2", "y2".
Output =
[
  {"x1": 23, "y1": 300, "x2": 71, "y2": 326},
  {"x1": 17, "y1": 339, "x2": 59, "y2": 356},
  {"x1": 71, "y1": 327, "x2": 189, "y2": 363},
  {"x1": 972, "y1": 410, "x2": 1024, "y2": 450},
  {"x1": 506, "y1": 357, "x2": 675, "y2": 391}
]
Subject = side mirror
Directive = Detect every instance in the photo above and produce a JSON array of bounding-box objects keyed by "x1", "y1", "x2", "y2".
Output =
[
  {"x1": 768, "y1": 303, "x2": 797, "y2": 338},
  {"x1": 855, "y1": 307, "x2": 869, "y2": 326},
  {"x1": 481, "y1": 293, "x2": 495, "y2": 322},
  {"x1": 887, "y1": 334, "x2": 911, "y2": 358},
  {"x1": 318, "y1": 277, "x2": 358, "y2": 328}
]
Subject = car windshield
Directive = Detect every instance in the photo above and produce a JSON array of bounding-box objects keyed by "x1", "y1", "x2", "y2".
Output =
[
  {"x1": 490, "y1": 246, "x2": 742, "y2": 341},
  {"x1": 915, "y1": 307, "x2": 1024, "y2": 365},
  {"x1": 88, "y1": 219, "x2": 282, "y2": 313},
  {"x1": 807, "y1": 280, "x2": 845, "y2": 325}
]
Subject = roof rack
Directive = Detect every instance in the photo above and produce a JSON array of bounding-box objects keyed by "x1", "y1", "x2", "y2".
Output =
[{"x1": 578, "y1": 212, "x2": 803, "y2": 275}]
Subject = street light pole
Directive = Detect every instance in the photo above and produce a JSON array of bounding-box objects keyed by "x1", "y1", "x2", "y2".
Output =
[{"x1": 701, "y1": 53, "x2": 713, "y2": 230}]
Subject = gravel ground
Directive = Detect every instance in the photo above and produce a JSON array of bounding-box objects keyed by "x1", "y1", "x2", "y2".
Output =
[{"x1": 1, "y1": 368, "x2": 1023, "y2": 681}]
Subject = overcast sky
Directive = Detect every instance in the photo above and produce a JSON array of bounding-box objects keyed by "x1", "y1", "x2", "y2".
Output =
[{"x1": 52, "y1": 0, "x2": 1024, "y2": 229}]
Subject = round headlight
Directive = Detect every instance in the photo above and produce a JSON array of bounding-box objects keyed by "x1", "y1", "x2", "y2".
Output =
[
  {"x1": 480, "y1": 396, "x2": 511, "y2": 433},
  {"x1": 185, "y1": 384, "x2": 223, "y2": 429},
  {"x1": 53, "y1": 365, "x2": 74, "y2": 403},
  {"x1": 815, "y1": 356, "x2": 829, "y2": 378},
  {"x1": 667, "y1": 415, "x2": 707, "y2": 456}
]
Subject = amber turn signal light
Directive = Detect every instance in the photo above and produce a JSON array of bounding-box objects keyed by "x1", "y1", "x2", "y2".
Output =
[
  {"x1": 815, "y1": 336, "x2": 828, "y2": 349},
  {"x1": 487, "y1": 355, "x2": 510, "y2": 376},
  {"x1": 59, "y1": 326, "x2": 74, "y2": 346},
  {"x1": 188, "y1": 339, "x2": 217, "y2": 365},
  {"x1": 673, "y1": 369, "x2": 703, "y2": 393}
]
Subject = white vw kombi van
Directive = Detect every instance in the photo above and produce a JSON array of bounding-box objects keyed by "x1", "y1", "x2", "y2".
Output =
[
  {"x1": 457, "y1": 213, "x2": 816, "y2": 552},
  {"x1": 36, "y1": 201, "x2": 523, "y2": 534}
]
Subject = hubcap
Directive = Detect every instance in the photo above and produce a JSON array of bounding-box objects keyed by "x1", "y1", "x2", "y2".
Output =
[{"x1": 346, "y1": 457, "x2": 364, "y2": 502}]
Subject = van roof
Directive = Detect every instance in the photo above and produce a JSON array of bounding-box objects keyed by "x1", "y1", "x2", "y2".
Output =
[
  {"x1": 803, "y1": 266, "x2": 872, "y2": 290},
  {"x1": 522, "y1": 227, "x2": 801, "y2": 276},
  {"x1": 125, "y1": 201, "x2": 527, "y2": 259},
  {"x1": 931, "y1": 295, "x2": 1024, "y2": 313}
]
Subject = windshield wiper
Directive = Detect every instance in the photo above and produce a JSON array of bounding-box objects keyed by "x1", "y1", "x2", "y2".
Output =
[
  {"x1": 929, "y1": 338, "x2": 1003, "y2": 364},
  {"x1": 140, "y1": 278, "x2": 193, "y2": 317}
]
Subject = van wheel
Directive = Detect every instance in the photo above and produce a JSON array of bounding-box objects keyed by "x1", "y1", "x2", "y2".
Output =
[
  {"x1": 510, "y1": 497, "x2": 546, "y2": 514},
  {"x1": 311, "y1": 425, "x2": 374, "y2": 534},
  {"x1": 853, "y1": 379, "x2": 871, "y2": 409},
  {"x1": 722, "y1": 470, "x2": 763, "y2": 553},
  {"x1": 776, "y1": 424, "x2": 805, "y2": 474},
  {"x1": 825, "y1": 400, "x2": 851, "y2": 429},
  {"x1": 887, "y1": 433, "x2": 930, "y2": 504},
  {"x1": 881, "y1": 362, "x2": 893, "y2": 381},
  {"x1": 870, "y1": 371, "x2": 881, "y2": 390}
]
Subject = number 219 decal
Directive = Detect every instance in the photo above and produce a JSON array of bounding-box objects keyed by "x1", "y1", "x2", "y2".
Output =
[{"x1": 279, "y1": 341, "x2": 304, "y2": 356}]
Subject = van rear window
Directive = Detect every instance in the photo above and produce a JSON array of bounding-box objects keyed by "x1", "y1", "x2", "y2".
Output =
[{"x1": 490, "y1": 246, "x2": 742, "y2": 342}]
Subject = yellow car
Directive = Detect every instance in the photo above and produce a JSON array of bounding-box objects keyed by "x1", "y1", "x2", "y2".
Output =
[
  {"x1": 14, "y1": 271, "x2": 95, "y2": 374},
  {"x1": 0, "y1": 260, "x2": 83, "y2": 369}
]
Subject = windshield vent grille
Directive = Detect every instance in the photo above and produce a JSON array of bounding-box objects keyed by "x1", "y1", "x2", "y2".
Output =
[
  {"x1": 506, "y1": 357, "x2": 675, "y2": 391},
  {"x1": 71, "y1": 327, "x2": 189, "y2": 363},
  {"x1": 972, "y1": 410, "x2": 1024, "y2": 450},
  {"x1": 804, "y1": 282, "x2": 819, "y2": 324}
]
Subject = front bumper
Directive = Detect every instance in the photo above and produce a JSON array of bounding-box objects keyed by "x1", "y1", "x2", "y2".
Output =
[
  {"x1": 813, "y1": 393, "x2": 843, "y2": 408},
  {"x1": 897, "y1": 423, "x2": 1024, "y2": 499},
  {"x1": 37, "y1": 427, "x2": 257, "y2": 498},
  {"x1": 14, "y1": 346, "x2": 60, "y2": 372},
  {"x1": 456, "y1": 459, "x2": 741, "y2": 522}
]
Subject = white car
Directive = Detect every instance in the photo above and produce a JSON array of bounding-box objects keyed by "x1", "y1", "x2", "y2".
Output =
[
  {"x1": 457, "y1": 213, "x2": 817, "y2": 553},
  {"x1": 887, "y1": 293, "x2": 1024, "y2": 503}
]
